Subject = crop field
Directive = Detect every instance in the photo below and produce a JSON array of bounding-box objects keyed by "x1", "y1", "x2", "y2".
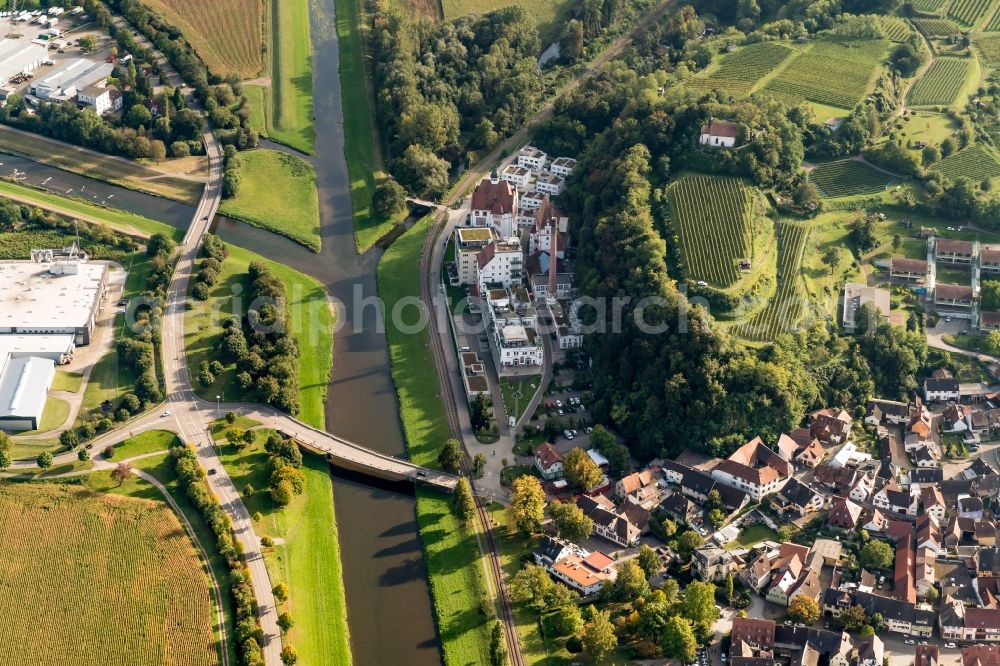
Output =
[
  {"x1": 810, "y1": 159, "x2": 896, "y2": 197},
  {"x1": 735, "y1": 222, "x2": 811, "y2": 341},
  {"x1": 988, "y1": 5, "x2": 1000, "y2": 29},
  {"x1": 912, "y1": 0, "x2": 947, "y2": 10},
  {"x1": 977, "y1": 36, "x2": 1000, "y2": 66},
  {"x1": 762, "y1": 39, "x2": 889, "y2": 110},
  {"x1": 686, "y1": 42, "x2": 794, "y2": 96},
  {"x1": 908, "y1": 57, "x2": 971, "y2": 106},
  {"x1": 912, "y1": 17, "x2": 961, "y2": 35},
  {"x1": 934, "y1": 144, "x2": 1000, "y2": 180},
  {"x1": 670, "y1": 175, "x2": 754, "y2": 287},
  {"x1": 948, "y1": 0, "x2": 993, "y2": 25},
  {"x1": 880, "y1": 16, "x2": 913, "y2": 41},
  {"x1": 0, "y1": 483, "x2": 218, "y2": 666}
]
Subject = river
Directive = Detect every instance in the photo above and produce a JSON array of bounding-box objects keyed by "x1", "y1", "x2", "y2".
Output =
[{"x1": 0, "y1": 0, "x2": 442, "y2": 656}]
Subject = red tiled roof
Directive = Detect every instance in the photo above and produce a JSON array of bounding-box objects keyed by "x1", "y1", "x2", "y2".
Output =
[
  {"x1": 891, "y1": 257, "x2": 928, "y2": 273},
  {"x1": 535, "y1": 442, "x2": 563, "y2": 470},
  {"x1": 471, "y1": 178, "x2": 516, "y2": 215},
  {"x1": 937, "y1": 238, "x2": 975, "y2": 254},
  {"x1": 701, "y1": 119, "x2": 739, "y2": 138},
  {"x1": 937, "y1": 283, "x2": 974, "y2": 300}
]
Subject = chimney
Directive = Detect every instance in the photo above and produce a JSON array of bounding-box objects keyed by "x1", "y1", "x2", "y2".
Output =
[
  {"x1": 490, "y1": 168, "x2": 500, "y2": 184},
  {"x1": 547, "y1": 234, "x2": 558, "y2": 304}
]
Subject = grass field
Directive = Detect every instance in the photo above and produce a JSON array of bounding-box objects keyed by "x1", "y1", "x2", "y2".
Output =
[
  {"x1": 24, "y1": 396, "x2": 69, "y2": 434},
  {"x1": 218, "y1": 150, "x2": 321, "y2": 251},
  {"x1": 0, "y1": 129, "x2": 204, "y2": 204},
  {"x1": 215, "y1": 440, "x2": 351, "y2": 666},
  {"x1": 810, "y1": 159, "x2": 897, "y2": 197},
  {"x1": 948, "y1": 0, "x2": 994, "y2": 26},
  {"x1": 0, "y1": 180, "x2": 182, "y2": 241},
  {"x1": 908, "y1": 57, "x2": 972, "y2": 106},
  {"x1": 141, "y1": 0, "x2": 263, "y2": 78},
  {"x1": 761, "y1": 38, "x2": 889, "y2": 111},
  {"x1": 184, "y1": 242, "x2": 333, "y2": 428},
  {"x1": 0, "y1": 483, "x2": 218, "y2": 665},
  {"x1": 896, "y1": 111, "x2": 960, "y2": 146},
  {"x1": 52, "y1": 370, "x2": 83, "y2": 392},
  {"x1": 725, "y1": 523, "x2": 780, "y2": 550},
  {"x1": 244, "y1": 84, "x2": 269, "y2": 137},
  {"x1": 686, "y1": 42, "x2": 794, "y2": 97},
  {"x1": 670, "y1": 175, "x2": 754, "y2": 287},
  {"x1": 440, "y1": 0, "x2": 577, "y2": 44},
  {"x1": 934, "y1": 144, "x2": 1000, "y2": 181},
  {"x1": 108, "y1": 430, "x2": 181, "y2": 460},
  {"x1": 336, "y1": 0, "x2": 405, "y2": 252},
  {"x1": 912, "y1": 17, "x2": 961, "y2": 35},
  {"x1": 734, "y1": 221, "x2": 811, "y2": 342},
  {"x1": 378, "y1": 218, "x2": 493, "y2": 665},
  {"x1": 268, "y1": 0, "x2": 315, "y2": 153}
]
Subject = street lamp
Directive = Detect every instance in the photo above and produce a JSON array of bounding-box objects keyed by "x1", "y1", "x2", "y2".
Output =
[{"x1": 215, "y1": 395, "x2": 220, "y2": 420}]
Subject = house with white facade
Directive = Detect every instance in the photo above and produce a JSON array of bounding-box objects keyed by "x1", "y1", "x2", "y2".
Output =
[
  {"x1": 501, "y1": 164, "x2": 532, "y2": 190},
  {"x1": 516, "y1": 145, "x2": 547, "y2": 173},
  {"x1": 710, "y1": 437, "x2": 792, "y2": 500},
  {"x1": 535, "y1": 172, "x2": 565, "y2": 196},
  {"x1": 534, "y1": 442, "x2": 564, "y2": 480},
  {"x1": 475, "y1": 239, "x2": 523, "y2": 291},
  {"x1": 470, "y1": 175, "x2": 518, "y2": 237},
  {"x1": 77, "y1": 84, "x2": 121, "y2": 115},
  {"x1": 699, "y1": 119, "x2": 740, "y2": 148},
  {"x1": 454, "y1": 227, "x2": 500, "y2": 285},
  {"x1": 549, "y1": 156, "x2": 577, "y2": 178},
  {"x1": 924, "y1": 377, "x2": 960, "y2": 402},
  {"x1": 873, "y1": 485, "x2": 919, "y2": 516}
]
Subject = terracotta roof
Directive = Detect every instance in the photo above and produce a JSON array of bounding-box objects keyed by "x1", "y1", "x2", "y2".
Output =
[
  {"x1": 890, "y1": 257, "x2": 928, "y2": 273},
  {"x1": 701, "y1": 119, "x2": 739, "y2": 138},
  {"x1": 828, "y1": 495, "x2": 862, "y2": 528},
  {"x1": 471, "y1": 178, "x2": 516, "y2": 215},
  {"x1": 619, "y1": 470, "x2": 656, "y2": 495},
  {"x1": 983, "y1": 247, "x2": 1000, "y2": 264},
  {"x1": 937, "y1": 238, "x2": 975, "y2": 254},
  {"x1": 535, "y1": 442, "x2": 563, "y2": 470},
  {"x1": 983, "y1": 311, "x2": 1000, "y2": 327},
  {"x1": 921, "y1": 485, "x2": 944, "y2": 509},
  {"x1": 936, "y1": 283, "x2": 975, "y2": 300},
  {"x1": 551, "y1": 554, "x2": 611, "y2": 589},
  {"x1": 582, "y1": 551, "x2": 615, "y2": 571},
  {"x1": 731, "y1": 617, "x2": 775, "y2": 648}
]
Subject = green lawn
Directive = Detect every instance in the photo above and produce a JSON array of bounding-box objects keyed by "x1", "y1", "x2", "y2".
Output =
[
  {"x1": 0, "y1": 180, "x2": 182, "y2": 241},
  {"x1": 106, "y1": 430, "x2": 181, "y2": 460},
  {"x1": 219, "y1": 150, "x2": 321, "y2": 251},
  {"x1": 500, "y1": 375, "x2": 541, "y2": 422},
  {"x1": 268, "y1": 0, "x2": 315, "y2": 153},
  {"x1": 17, "y1": 396, "x2": 70, "y2": 434},
  {"x1": 378, "y1": 217, "x2": 493, "y2": 665},
  {"x1": 7, "y1": 438, "x2": 61, "y2": 461},
  {"x1": 243, "y1": 84, "x2": 269, "y2": 137},
  {"x1": 725, "y1": 523, "x2": 778, "y2": 550},
  {"x1": 184, "y1": 242, "x2": 333, "y2": 430},
  {"x1": 52, "y1": 370, "x2": 84, "y2": 393},
  {"x1": 215, "y1": 436, "x2": 351, "y2": 666},
  {"x1": 86, "y1": 451, "x2": 238, "y2": 666}
]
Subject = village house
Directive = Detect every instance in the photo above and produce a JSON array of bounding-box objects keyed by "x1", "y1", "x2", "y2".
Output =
[
  {"x1": 935, "y1": 283, "x2": 976, "y2": 311},
  {"x1": 865, "y1": 399, "x2": 910, "y2": 426},
  {"x1": 534, "y1": 442, "x2": 564, "y2": 480},
  {"x1": 680, "y1": 467, "x2": 751, "y2": 512},
  {"x1": 823, "y1": 588, "x2": 935, "y2": 637},
  {"x1": 940, "y1": 598, "x2": 1000, "y2": 642},
  {"x1": 699, "y1": 118, "x2": 740, "y2": 148},
  {"x1": 983, "y1": 311, "x2": 1000, "y2": 332},
  {"x1": 925, "y1": 376, "x2": 961, "y2": 403},
  {"x1": 549, "y1": 156, "x2": 577, "y2": 178},
  {"x1": 811, "y1": 408, "x2": 853, "y2": 445},
  {"x1": 912, "y1": 444, "x2": 940, "y2": 469},
  {"x1": 959, "y1": 494, "x2": 986, "y2": 520},
  {"x1": 535, "y1": 172, "x2": 565, "y2": 197},
  {"x1": 470, "y1": 175, "x2": 518, "y2": 237},
  {"x1": 849, "y1": 472, "x2": 876, "y2": 503},
  {"x1": 576, "y1": 494, "x2": 640, "y2": 548},
  {"x1": 615, "y1": 469, "x2": 659, "y2": 505},
  {"x1": 711, "y1": 437, "x2": 792, "y2": 500},
  {"x1": 873, "y1": 484, "x2": 919, "y2": 516},
  {"x1": 550, "y1": 551, "x2": 617, "y2": 596},
  {"x1": 936, "y1": 238, "x2": 976, "y2": 265},
  {"x1": 889, "y1": 257, "x2": 929, "y2": 283},
  {"x1": 921, "y1": 485, "x2": 946, "y2": 522},
  {"x1": 532, "y1": 535, "x2": 587, "y2": 567},
  {"x1": 827, "y1": 495, "x2": 864, "y2": 532},
  {"x1": 692, "y1": 545, "x2": 741, "y2": 582},
  {"x1": 961, "y1": 645, "x2": 1000, "y2": 666},
  {"x1": 983, "y1": 246, "x2": 1000, "y2": 275},
  {"x1": 916, "y1": 514, "x2": 942, "y2": 553},
  {"x1": 864, "y1": 509, "x2": 888, "y2": 534},
  {"x1": 771, "y1": 478, "x2": 824, "y2": 517},
  {"x1": 766, "y1": 556, "x2": 821, "y2": 607},
  {"x1": 915, "y1": 645, "x2": 939, "y2": 666}
]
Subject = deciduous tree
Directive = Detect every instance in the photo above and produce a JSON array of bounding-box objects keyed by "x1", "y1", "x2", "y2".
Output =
[
  {"x1": 787, "y1": 595, "x2": 820, "y2": 624},
  {"x1": 438, "y1": 438, "x2": 463, "y2": 473},
  {"x1": 453, "y1": 477, "x2": 476, "y2": 523},
  {"x1": 111, "y1": 462, "x2": 132, "y2": 486},
  {"x1": 548, "y1": 500, "x2": 593, "y2": 541},
  {"x1": 662, "y1": 615, "x2": 698, "y2": 664},
  {"x1": 637, "y1": 544, "x2": 661, "y2": 578},
  {"x1": 563, "y1": 447, "x2": 601, "y2": 489},
  {"x1": 582, "y1": 609, "x2": 617, "y2": 663},
  {"x1": 508, "y1": 475, "x2": 545, "y2": 534}
]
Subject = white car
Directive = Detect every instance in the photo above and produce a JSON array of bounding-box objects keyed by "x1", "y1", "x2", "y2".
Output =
[
  {"x1": 161, "y1": 410, "x2": 171, "y2": 417},
  {"x1": 945, "y1": 642, "x2": 957, "y2": 648},
  {"x1": 564, "y1": 430, "x2": 575, "y2": 440},
  {"x1": 696, "y1": 280, "x2": 708, "y2": 287},
  {"x1": 904, "y1": 639, "x2": 915, "y2": 645}
]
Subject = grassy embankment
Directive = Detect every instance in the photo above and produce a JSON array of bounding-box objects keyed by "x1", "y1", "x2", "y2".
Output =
[
  {"x1": 0, "y1": 128, "x2": 204, "y2": 203},
  {"x1": 209, "y1": 424, "x2": 351, "y2": 666},
  {"x1": 378, "y1": 217, "x2": 493, "y2": 665},
  {"x1": 184, "y1": 242, "x2": 332, "y2": 428},
  {"x1": 0, "y1": 482, "x2": 220, "y2": 666},
  {"x1": 218, "y1": 149, "x2": 321, "y2": 251},
  {"x1": 335, "y1": 0, "x2": 407, "y2": 251},
  {"x1": 266, "y1": 0, "x2": 315, "y2": 153}
]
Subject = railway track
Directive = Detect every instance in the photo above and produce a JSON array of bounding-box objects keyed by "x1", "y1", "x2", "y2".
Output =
[{"x1": 419, "y1": 211, "x2": 525, "y2": 666}]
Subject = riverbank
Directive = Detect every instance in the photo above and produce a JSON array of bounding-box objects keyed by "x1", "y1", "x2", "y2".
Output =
[
  {"x1": 218, "y1": 150, "x2": 321, "y2": 252},
  {"x1": 266, "y1": 0, "x2": 315, "y2": 153},
  {"x1": 378, "y1": 217, "x2": 493, "y2": 664}
]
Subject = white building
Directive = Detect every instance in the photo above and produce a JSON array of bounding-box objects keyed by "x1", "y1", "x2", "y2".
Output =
[
  {"x1": 0, "y1": 352, "x2": 54, "y2": 431},
  {"x1": 32, "y1": 58, "x2": 113, "y2": 100},
  {"x1": 475, "y1": 238, "x2": 523, "y2": 291},
  {"x1": 483, "y1": 288, "x2": 543, "y2": 371},
  {"x1": 454, "y1": 227, "x2": 499, "y2": 286},
  {"x1": 842, "y1": 283, "x2": 890, "y2": 333},
  {"x1": 516, "y1": 145, "x2": 547, "y2": 173},
  {"x1": 0, "y1": 39, "x2": 47, "y2": 83},
  {"x1": 535, "y1": 172, "x2": 565, "y2": 197},
  {"x1": 470, "y1": 175, "x2": 518, "y2": 238},
  {"x1": 77, "y1": 84, "x2": 122, "y2": 116},
  {"x1": 549, "y1": 156, "x2": 577, "y2": 178},
  {"x1": 501, "y1": 164, "x2": 532, "y2": 190},
  {"x1": 699, "y1": 119, "x2": 739, "y2": 148}
]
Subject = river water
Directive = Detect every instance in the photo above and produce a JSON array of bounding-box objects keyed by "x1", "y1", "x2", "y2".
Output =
[{"x1": 1, "y1": 0, "x2": 442, "y2": 656}]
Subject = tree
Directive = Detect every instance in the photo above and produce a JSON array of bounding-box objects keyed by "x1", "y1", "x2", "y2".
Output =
[
  {"x1": 508, "y1": 475, "x2": 545, "y2": 534},
  {"x1": 226, "y1": 427, "x2": 246, "y2": 448},
  {"x1": 563, "y1": 447, "x2": 601, "y2": 489},
  {"x1": 280, "y1": 645, "x2": 298, "y2": 665},
  {"x1": 438, "y1": 438, "x2": 463, "y2": 473},
  {"x1": 278, "y1": 612, "x2": 294, "y2": 633},
  {"x1": 111, "y1": 462, "x2": 133, "y2": 486},
  {"x1": 859, "y1": 540, "x2": 894, "y2": 569},
  {"x1": 78, "y1": 35, "x2": 97, "y2": 52},
  {"x1": 678, "y1": 580, "x2": 719, "y2": 627},
  {"x1": 393, "y1": 145, "x2": 450, "y2": 199},
  {"x1": 870, "y1": 612, "x2": 885, "y2": 633},
  {"x1": 560, "y1": 19, "x2": 584, "y2": 61},
  {"x1": 125, "y1": 103, "x2": 153, "y2": 129},
  {"x1": 821, "y1": 246, "x2": 840, "y2": 268},
  {"x1": 661, "y1": 517, "x2": 678, "y2": 538},
  {"x1": 470, "y1": 393, "x2": 490, "y2": 432},
  {"x1": 839, "y1": 604, "x2": 868, "y2": 631},
  {"x1": 372, "y1": 179, "x2": 407, "y2": 219},
  {"x1": 510, "y1": 563, "x2": 572, "y2": 610},
  {"x1": 273, "y1": 583, "x2": 289, "y2": 603},
  {"x1": 555, "y1": 603, "x2": 584, "y2": 636},
  {"x1": 662, "y1": 615, "x2": 698, "y2": 663},
  {"x1": 582, "y1": 609, "x2": 617, "y2": 663},
  {"x1": 37, "y1": 451, "x2": 53, "y2": 469},
  {"x1": 637, "y1": 544, "x2": 661, "y2": 578},
  {"x1": 473, "y1": 452, "x2": 486, "y2": 477},
  {"x1": 549, "y1": 500, "x2": 593, "y2": 541},
  {"x1": 77, "y1": 448, "x2": 90, "y2": 462},
  {"x1": 271, "y1": 479, "x2": 295, "y2": 507},
  {"x1": 613, "y1": 560, "x2": 649, "y2": 601},
  {"x1": 60, "y1": 429, "x2": 79, "y2": 449},
  {"x1": 787, "y1": 595, "x2": 820, "y2": 624},
  {"x1": 676, "y1": 530, "x2": 704, "y2": 559},
  {"x1": 453, "y1": 477, "x2": 476, "y2": 523},
  {"x1": 725, "y1": 572, "x2": 735, "y2": 605},
  {"x1": 149, "y1": 139, "x2": 167, "y2": 163},
  {"x1": 922, "y1": 145, "x2": 940, "y2": 165},
  {"x1": 490, "y1": 621, "x2": 509, "y2": 666},
  {"x1": 0, "y1": 450, "x2": 9, "y2": 471}
]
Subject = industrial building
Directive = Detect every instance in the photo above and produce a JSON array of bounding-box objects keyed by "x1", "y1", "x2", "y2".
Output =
[
  {"x1": 0, "y1": 38, "x2": 47, "y2": 84},
  {"x1": 0, "y1": 250, "x2": 108, "y2": 431},
  {"x1": 31, "y1": 58, "x2": 113, "y2": 100}
]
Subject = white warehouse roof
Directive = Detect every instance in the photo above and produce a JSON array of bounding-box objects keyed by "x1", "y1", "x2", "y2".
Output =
[
  {"x1": 0, "y1": 261, "x2": 108, "y2": 331},
  {"x1": 0, "y1": 354, "x2": 54, "y2": 421},
  {"x1": 0, "y1": 38, "x2": 47, "y2": 82},
  {"x1": 0, "y1": 334, "x2": 74, "y2": 358}
]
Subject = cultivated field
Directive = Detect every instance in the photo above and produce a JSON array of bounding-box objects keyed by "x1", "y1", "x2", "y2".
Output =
[
  {"x1": 912, "y1": 0, "x2": 947, "y2": 10},
  {"x1": 670, "y1": 175, "x2": 754, "y2": 287},
  {"x1": 880, "y1": 16, "x2": 913, "y2": 41},
  {"x1": 0, "y1": 483, "x2": 218, "y2": 666},
  {"x1": 912, "y1": 17, "x2": 961, "y2": 35},
  {"x1": 810, "y1": 159, "x2": 896, "y2": 197},
  {"x1": 686, "y1": 42, "x2": 794, "y2": 96},
  {"x1": 142, "y1": 0, "x2": 263, "y2": 78},
  {"x1": 933, "y1": 144, "x2": 1000, "y2": 181},
  {"x1": 948, "y1": 0, "x2": 994, "y2": 25},
  {"x1": 735, "y1": 221, "x2": 811, "y2": 341},
  {"x1": 762, "y1": 39, "x2": 889, "y2": 110},
  {"x1": 908, "y1": 57, "x2": 971, "y2": 106},
  {"x1": 977, "y1": 35, "x2": 1000, "y2": 66},
  {"x1": 988, "y1": 6, "x2": 1000, "y2": 30}
]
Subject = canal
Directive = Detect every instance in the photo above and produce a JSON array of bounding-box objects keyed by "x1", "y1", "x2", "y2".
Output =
[{"x1": 0, "y1": 1, "x2": 442, "y2": 657}]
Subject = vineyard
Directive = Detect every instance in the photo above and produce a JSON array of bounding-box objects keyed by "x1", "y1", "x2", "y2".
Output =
[
  {"x1": 908, "y1": 57, "x2": 971, "y2": 106},
  {"x1": 734, "y1": 222, "x2": 811, "y2": 341},
  {"x1": 670, "y1": 175, "x2": 754, "y2": 287},
  {"x1": 880, "y1": 16, "x2": 913, "y2": 41},
  {"x1": 140, "y1": 0, "x2": 263, "y2": 78},
  {"x1": 976, "y1": 36, "x2": 1000, "y2": 65},
  {"x1": 686, "y1": 42, "x2": 794, "y2": 96},
  {"x1": 987, "y1": 5, "x2": 1000, "y2": 29},
  {"x1": 948, "y1": 0, "x2": 993, "y2": 25},
  {"x1": 0, "y1": 484, "x2": 218, "y2": 666},
  {"x1": 912, "y1": 0, "x2": 947, "y2": 10},
  {"x1": 761, "y1": 39, "x2": 889, "y2": 110},
  {"x1": 912, "y1": 17, "x2": 961, "y2": 35},
  {"x1": 810, "y1": 159, "x2": 896, "y2": 197},
  {"x1": 934, "y1": 144, "x2": 1000, "y2": 180}
]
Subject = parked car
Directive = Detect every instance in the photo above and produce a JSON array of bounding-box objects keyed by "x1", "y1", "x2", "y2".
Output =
[
  {"x1": 904, "y1": 639, "x2": 915, "y2": 645},
  {"x1": 945, "y1": 642, "x2": 957, "y2": 648},
  {"x1": 564, "y1": 430, "x2": 575, "y2": 440}
]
